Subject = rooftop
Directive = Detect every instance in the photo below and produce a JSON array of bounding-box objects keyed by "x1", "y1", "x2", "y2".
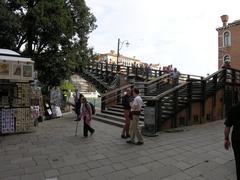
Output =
[
  {"x1": 0, "y1": 49, "x2": 33, "y2": 63},
  {"x1": 0, "y1": 48, "x2": 20, "y2": 56}
]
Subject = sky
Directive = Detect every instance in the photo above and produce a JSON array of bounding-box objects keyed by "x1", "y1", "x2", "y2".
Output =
[{"x1": 86, "y1": 0, "x2": 240, "y2": 76}]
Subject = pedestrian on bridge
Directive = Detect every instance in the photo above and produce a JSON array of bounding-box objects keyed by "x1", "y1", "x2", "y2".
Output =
[{"x1": 171, "y1": 68, "x2": 180, "y2": 86}]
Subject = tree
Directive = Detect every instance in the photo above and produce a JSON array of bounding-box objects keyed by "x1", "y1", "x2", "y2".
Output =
[{"x1": 0, "y1": 0, "x2": 96, "y2": 87}]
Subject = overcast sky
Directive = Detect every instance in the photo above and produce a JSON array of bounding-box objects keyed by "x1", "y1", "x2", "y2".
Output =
[{"x1": 86, "y1": 0, "x2": 239, "y2": 76}]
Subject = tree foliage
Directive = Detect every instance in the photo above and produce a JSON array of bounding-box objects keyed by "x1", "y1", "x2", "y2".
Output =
[{"x1": 0, "y1": 0, "x2": 97, "y2": 86}]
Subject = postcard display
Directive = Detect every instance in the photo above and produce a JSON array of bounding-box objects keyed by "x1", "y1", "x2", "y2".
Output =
[
  {"x1": 30, "y1": 86, "x2": 44, "y2": 121},
  {"x1": 0, "y1": 56, "x2": 34, "y2": 134}
]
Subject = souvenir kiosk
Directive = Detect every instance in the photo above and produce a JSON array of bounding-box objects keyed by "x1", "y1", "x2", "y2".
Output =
[{"x1": 0, "y1": 49, "x2": 34, "y2": 134}]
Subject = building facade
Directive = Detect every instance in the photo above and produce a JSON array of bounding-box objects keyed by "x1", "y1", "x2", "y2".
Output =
[
  {"x1": 216, "y1": 15, "x2": 240, "y2": 69},
  {"x1": 97, "y1": 50, "x2": 141, "y2": 66}
]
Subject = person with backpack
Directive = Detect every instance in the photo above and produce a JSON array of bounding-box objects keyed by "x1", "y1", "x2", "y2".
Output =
[{"x1": 80, "y1": 97, "x2": 95, "y2": 137}]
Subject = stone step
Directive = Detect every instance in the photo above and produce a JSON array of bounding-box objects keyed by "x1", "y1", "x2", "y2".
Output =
[
  {"x1": 102, "y1": 110, "x2": 144, "y2": 121},
  {"x1": 93, "y1": 113, "x2": 145, "y2": 128},
  {"x1": 93, "y1": 115, "x2": 124, "y2": 127},
  {"x1": 107, "y1": 107, "x2": 145, "y2": 115},
  {"x1": 107, "y1": 107, "x2": 124, "y2": 113}
]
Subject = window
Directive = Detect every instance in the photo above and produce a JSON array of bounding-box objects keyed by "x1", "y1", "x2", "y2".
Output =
[
  {"x1": 223, "y1": 31, "x2": 231, "y2": 47},
  {"x1": 224, "y1": 55, "x2": 230, "y2": 62}
]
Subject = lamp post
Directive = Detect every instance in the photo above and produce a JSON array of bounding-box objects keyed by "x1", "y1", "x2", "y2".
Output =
[{"x1": 116, "y1": 38, "x2": 129, "y2": 66}]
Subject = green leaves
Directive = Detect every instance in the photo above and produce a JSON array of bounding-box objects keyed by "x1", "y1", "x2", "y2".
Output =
[{"x1": 0, "y1": 0, "x2": 97, "y2": 88}]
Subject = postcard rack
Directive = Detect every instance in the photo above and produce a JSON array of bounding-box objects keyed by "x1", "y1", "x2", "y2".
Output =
[{"x1": 0, "y1": 81, "x2": 33, "y2": 134}]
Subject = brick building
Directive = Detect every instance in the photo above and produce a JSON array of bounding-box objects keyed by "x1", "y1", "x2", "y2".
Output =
[{"x1": 216, "y1": 15, "x2": 240, "y2": 69}]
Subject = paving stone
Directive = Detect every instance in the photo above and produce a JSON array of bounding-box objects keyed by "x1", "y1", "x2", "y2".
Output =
[
  {"x1": 0, "y1": 163, "x2": 20, "y2": 172},
  {"x1": 44, "y1": 169, "x2": 59, "y2": 178},
  {"x1": 58, "y1": 166, "x2": 75, "y2": 175},
  {"x1": 191, "y1": 175, "x2": 208, "y2": 180},
  {"x1": 20, "y1": 172, "x2": 45, "y2": 180},
  {"x1": 45, "y1": 178, "x2": 58, "y2": 180},
  {"x1": 59, "y1": 171, "x2": 90, "y2": 180},
  {"x1": 172, "y1": 161, "x2": 193, "y2": 170},
  {"x1": 129, "y1": 165, "x2": 150, "y2": 175},
  {"x1": 225, "y1": 173, "x2": 237, "y2": 180},
  {"x1": 87, "y1": 165, "x2": 115, "y2": 177},
  {"x1": 136, "y1": 156, "x2": 154, "y2": 164},
  {"x1": 158, "y1": 157, "x2": 179, "y2": 166},
  {"x1": 0, "y1": 113, "x2": 237, "y2": 180},
  {"x1": 0, "y1": 168, "x2": 25, "y2": 179},
  {"x1": 104, "y1": 168, "x2": 134, "y2": 180},
  {"x1": 87, "y1": 176, "x2": 107, "y2": 180},
  {"x1": 184, "y1": 167, "x2": 203, "y2": 177},
  {"x1": 151, "y1": 165, "x2": 180, "y2": 179},
  {"x1": 144, "y1": 161, "x2": 165, "y2": 170},
  {"x1": 88, "y1": 153, "x2": 106, "y2": 161},
  {"x1": 161, "y1": 172, "x2": 192, "y2": 180},
  {"x1": 201, "y1": 170, "x2": 229, "y2": 180},
  {"x1": 72, "y1": 163, "x2": 90, "y2": 172},
  {"x1": 86, "y1": 160, "x2": 103, "y2": 169},
  {"x1": 131, "y1": 171, "x2": 159, "y2": 180},
  {"x1": 121, "y1": 158, "x2": 140, "y2": 168},
  {"x1": 19, "y1": 160, "x2": 37, "y2": 168},
  {"x1": 97, "y1": 158, "x2": 113, "y2": 166},
  {"x1": 1, "y1": 153, "x2": 23, "y2": 161},
  {"x1": 1, "y1": 176, "x2": 21, "y2": 180},
  {"x1": 112, "y1": 162, "x2": 126, "y2": 171},
  {"x1": 24, "y1": 165, "x2": 51, "y2": 174}
]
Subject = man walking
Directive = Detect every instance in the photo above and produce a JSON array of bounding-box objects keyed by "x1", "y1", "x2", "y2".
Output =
[
  {"x1": 224, "y1": 102, "x2": 240, "y2": 180},
  {"x1": 127, "y1": 88, "x2": 144, "y2": 145},
  {"x1": 172, "y1": 68, "x2": 180, "y2": 86}
]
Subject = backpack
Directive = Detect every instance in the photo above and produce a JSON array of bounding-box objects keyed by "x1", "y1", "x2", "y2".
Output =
[{"x1": 86, "y1": 102, "x2": 95, "y2": 115}]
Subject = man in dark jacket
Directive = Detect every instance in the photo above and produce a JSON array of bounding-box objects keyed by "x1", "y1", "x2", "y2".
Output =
[
  {"x1": 74, "y1": 89, "x2": 83, "y2": 121},
  {"x1": 224, "y1": 102, "x2": 240, "y2": 180},
  {"x1": 121, "y1": 88, "x2": 132, "y2": 138}
]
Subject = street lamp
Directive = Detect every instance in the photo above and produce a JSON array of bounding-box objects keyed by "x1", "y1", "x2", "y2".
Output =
[{"x1": 116, "y1": 38, "x2": 129, "y2": 65}]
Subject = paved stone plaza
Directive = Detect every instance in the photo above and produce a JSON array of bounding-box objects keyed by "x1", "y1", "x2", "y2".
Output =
[{"x1": 0, "y1": 112, "x2": 237, "y2": 180}]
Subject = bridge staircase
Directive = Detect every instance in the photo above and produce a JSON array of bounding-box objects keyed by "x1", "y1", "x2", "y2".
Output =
[
  {"x1": 92, "y1": 72, "x2": 202, "y2": 127},
  {"x1": 81, "y1": 62, "x2": 240, "y2": 131}
]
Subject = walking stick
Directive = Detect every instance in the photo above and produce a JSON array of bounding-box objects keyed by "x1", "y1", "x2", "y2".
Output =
[{"x1": 75, "y1": 120, "x2": 79, "y2": 136}]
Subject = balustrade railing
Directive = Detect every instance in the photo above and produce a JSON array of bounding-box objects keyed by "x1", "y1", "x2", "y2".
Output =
[
  {"x1": 87, "y1": 61, "x2": 165, "y2": 80},
  {"x1": 142, "y1": 67, "x2": 240, "y2": 132},
  {"x1": 86, "y1": 61, "x2": 240, "y2": 131},
  {"x1": 101, "y1": 84, "x2": 134, "y2": 111}
]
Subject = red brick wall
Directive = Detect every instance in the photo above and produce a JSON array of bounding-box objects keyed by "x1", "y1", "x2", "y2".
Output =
[{"x1": 218, "y1": 25, "x2": 240, "y2": 69}]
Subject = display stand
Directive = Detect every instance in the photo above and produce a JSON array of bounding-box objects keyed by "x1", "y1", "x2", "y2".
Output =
[
  {"x1": 30, "y1": 85, "x2": 44, "y2": 123},
  {"x1": 0, "y1": 49, "x2": 35, "y2": 134}
]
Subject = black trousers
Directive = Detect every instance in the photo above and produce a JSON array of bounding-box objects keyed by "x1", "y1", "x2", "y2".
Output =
[
  {"x1": 83, "y1": 117, "x2": 94, "y2": 137},
  {"x1": 232, "y1": 139, "x2": 240, "y2": 180}
]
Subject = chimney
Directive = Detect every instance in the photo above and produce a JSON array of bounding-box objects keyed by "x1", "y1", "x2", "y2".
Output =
[{"x1": 221, "y1": 15, "x2": 229, "y2": 27}]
